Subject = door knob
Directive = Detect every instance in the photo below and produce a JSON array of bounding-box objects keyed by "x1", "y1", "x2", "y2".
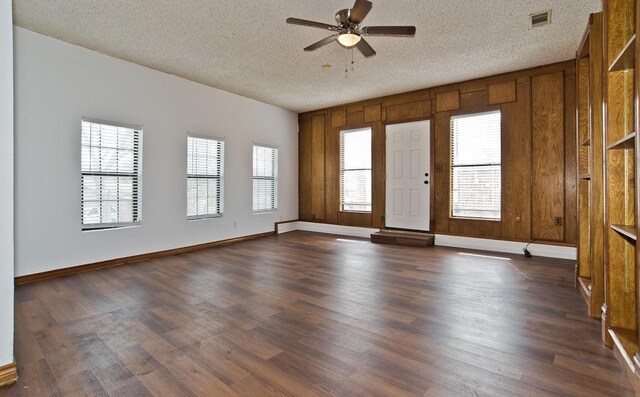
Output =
[
  {"x1": 424, "y1": 181, "x2": 429, "y2": 184},
  {"x1": 425, "y1": 173, "x2": 429, "y2": 177}
]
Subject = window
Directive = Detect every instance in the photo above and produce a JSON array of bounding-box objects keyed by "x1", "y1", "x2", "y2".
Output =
[
  {"x1": 81, "y1": 118, "x2": 142, "y2": 229},
  {"x1": 253, "y1": 145, "x2": 278, "y2": 212},
  {"x1": 340, "y1": 128, "x2": 372, "y2": 212},
  {"x1": 187, "y1": 135, "x2": 224, "y2": 218},
  {"x1": 450, "y1": 110, "x2": 501, "y2": 220}
]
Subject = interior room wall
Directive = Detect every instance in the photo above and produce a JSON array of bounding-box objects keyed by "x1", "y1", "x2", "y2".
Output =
[
  {"x1": 0, "y1": 0, "x2": 15, "y2": 366},
  {"x1": 299, "y1": 61, "x2": 577, "y2": 246},
  {"x1": 13, "y1": 27, "x2": 299, "y2": 277}
]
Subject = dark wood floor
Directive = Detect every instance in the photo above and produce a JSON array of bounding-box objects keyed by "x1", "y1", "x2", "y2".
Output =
[{"x1": 0, "y1": 231, "x2": 632, "y2": 396}]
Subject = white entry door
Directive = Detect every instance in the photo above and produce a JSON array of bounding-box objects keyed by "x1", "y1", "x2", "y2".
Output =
[{"x1": 385, "y1": 120, "x2": 430, "y2": 231}]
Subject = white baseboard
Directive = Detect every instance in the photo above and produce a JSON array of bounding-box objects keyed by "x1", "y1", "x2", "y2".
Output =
[
  {"x1": 434, "y1": 234, "x2": 576, "y2": 260},
  {"x1": 277, "y1": 222, "x2": 576, "y2": 260},
  {"x1": 284, "y1": 221, "x2": 378, "y2": 238},
  {"x1": 276, "y1": 221, "x2": 299, "y2": 234}
]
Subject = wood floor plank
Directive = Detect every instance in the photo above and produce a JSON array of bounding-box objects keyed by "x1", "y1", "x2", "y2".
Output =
[{"x1": 0, "y1": 231, "x2": 633, "y2": 396}]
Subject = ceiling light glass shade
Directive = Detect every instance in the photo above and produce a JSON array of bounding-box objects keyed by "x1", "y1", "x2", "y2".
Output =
[{"x1": 337, "y1": 33, "x2": 361, "y2": 48}]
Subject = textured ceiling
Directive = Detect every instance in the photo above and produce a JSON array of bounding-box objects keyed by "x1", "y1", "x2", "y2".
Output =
[{"x1": 13, "y1": 0, "x2": 601, "y2": 113}]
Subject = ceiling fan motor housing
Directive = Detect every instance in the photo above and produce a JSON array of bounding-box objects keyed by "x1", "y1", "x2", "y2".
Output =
[{"x1": 335, "y1": 9, "x2": 351, "y2": 25}]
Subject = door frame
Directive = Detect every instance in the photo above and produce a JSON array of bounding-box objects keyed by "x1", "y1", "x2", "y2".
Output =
[{"x1": 382, "y1": 117, "x2": 434, "y2": 231}]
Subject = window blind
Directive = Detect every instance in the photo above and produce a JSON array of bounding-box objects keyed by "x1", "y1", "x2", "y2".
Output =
[
  {"x1": 450, "y1": 110, "x2": 501, "y2": 220},
  {"x1": 187, "y1": 136, "x2": 224, "y2": 218},
  {"x1": 253, "y1": 145, "x2": 278, "y2": 212},
  {"x1": 340, "y1": 128, "x2": 372, "y2": 212},
  {"x1": 81, "y1": 118, "x2": 142, "y2": 229}
]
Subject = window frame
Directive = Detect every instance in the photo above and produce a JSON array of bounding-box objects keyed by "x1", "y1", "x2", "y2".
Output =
[
  {"x1": 187, "y1": 134, "x2": 225, "y2": 220},
  {"x1": 81, "y1": 117, "x2": 143, "y2": 231},
  {"x1": 252, "y1": 144, "x2": 278, "y2": 213},
  {"x1": 449, "y1": 109, "x2": 502, "y2": 221},
  {"x1": 340, "y1": 127, "x2": 373, "y2": 213}
]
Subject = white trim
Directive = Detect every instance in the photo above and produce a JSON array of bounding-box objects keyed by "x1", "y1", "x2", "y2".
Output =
[
  {"x1": 434, "y1": 234, "x2": 576, "y2": 260},
  {"x1": 82, "y1": 116, "x2": 142, "y2": 131},
  {"x1": 284, "y1": 221, "x2": 378, "y2": 238},
  {"x1": 276, "y1": 223, "x2": 576, "y2": 260},
  {"x1": 276, "y1": 222, "x2": 298, "y2": 234}
]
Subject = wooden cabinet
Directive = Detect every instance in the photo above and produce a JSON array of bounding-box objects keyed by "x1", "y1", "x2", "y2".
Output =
[
  {"x1": 601, "y1": 0, "x2": 640, "y2": 388},
  {"x1": 576, "y1": 12, "x2": 605, "y2": 319}
]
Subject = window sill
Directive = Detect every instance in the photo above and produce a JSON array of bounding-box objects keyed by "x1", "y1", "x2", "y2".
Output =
[
  {"x1": 82, "y1": 223, "x2": 142, "y2": 232},
  {"x1": 450, "y1": 216, "x2": 501, "y2": 222},
  {"x1": 253, "y1": 209, "x2": 278, "y2": 215},
  {"x1": 188, "y1": 214, "x2": 223, "y2": 221},
  {"x1": 339, "y1": 210, "x2": 372, "y2": 214}
]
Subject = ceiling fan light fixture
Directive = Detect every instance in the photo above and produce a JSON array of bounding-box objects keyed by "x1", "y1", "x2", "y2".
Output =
[{"x1": 337, "y1": 33, "x2": 361, "y2": 48}]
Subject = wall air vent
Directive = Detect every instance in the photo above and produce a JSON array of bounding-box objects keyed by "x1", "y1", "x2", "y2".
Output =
[{"x1": 530, "y1": 10, "x2": 552, "y2": 28}]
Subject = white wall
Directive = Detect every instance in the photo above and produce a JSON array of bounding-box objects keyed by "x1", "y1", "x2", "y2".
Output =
[
  {"x1": 0, "y1": 0, "x2": 14, "y2": 366},
  {"x1": 14, "y1": 27, "x2": 298, "y2": 277}
]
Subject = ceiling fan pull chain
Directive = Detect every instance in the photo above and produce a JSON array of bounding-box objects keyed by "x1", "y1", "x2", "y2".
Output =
[
  {"x1": 345, "y1": 47, "x2": 349, "y2": 77},
  {"x1": 351, "y1": 48, "x2": 355, "y2": 72}
]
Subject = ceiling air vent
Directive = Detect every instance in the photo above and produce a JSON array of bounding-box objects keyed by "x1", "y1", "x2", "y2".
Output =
[{"x1": 530, "y1": 10, "x2": 552, "y2": 28}]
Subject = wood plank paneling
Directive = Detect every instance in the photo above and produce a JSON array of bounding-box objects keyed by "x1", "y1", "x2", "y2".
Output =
[
  {"x1": 364, "y1": 104, "x2": 381, "y2": 122},
  {"x1": 459, "y1": 90, "x2": 487, "y2": 111},
  {"x1": 433, "y1": 111, "x2": 451, "y2": 233},
  {"x1": 565, "y1": 73, "x2": 578, "y2": 244},
  {"x1": 436, "y1": 91, "x2": 460, "y2": 112},
  {"x1": 311, "y1": 115, "x2": 325, "y2": 221},
  {"x1": 337, "y1": 211, "x2": 372, "y2": 227},
  {"x1": 501, "y1": 82, "x2": 532, "y2": 241},
  {"x1": 347, "y1": 111, "x2": 364, "y2": 126},
  {"x1": 299, "y1": 61, "x2": 577, "y2": 245},
  {"x1": 577, "y1": 58, "x2": 591, "y2": 144},
  {"x1": 589, "y1": 11, "x2": 605, "y2": 318},
  {"x1": 331, "y1": 110, "x2": 346, "y2": 128},
  {"x1": 532, "y1": 72, "x2": 566, "y2": 241},
  {"x1": 448, "y1": 218, "x2": 501, "y2": 237},
  {"x1": 325, "y1": 126, "x2": 339, "y2": 224},
  {"x1": 298, "y1": 117, "x2": 312, "y2": 221},
  {"x1": 487, "y1": 80, "x2": 517, "y2": 105},
  {"x1": 385, "y1": 101, "x2": 430, "y2": 123},
  {"x1": 371, "y1": 121, "x2": 385, "y2": 228}
]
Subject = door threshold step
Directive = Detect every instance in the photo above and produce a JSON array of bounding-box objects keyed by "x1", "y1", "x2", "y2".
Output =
[{"x1": 371, "y1": 231, "x2": 435, "y2": 247}]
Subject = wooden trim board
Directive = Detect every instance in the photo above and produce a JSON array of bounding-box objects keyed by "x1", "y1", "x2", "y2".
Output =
[
  {"x1": 0, "y1": 362, "x2": 17, "y2": 387},
  {"x1": 15, "y1": 231, "x2": 275, "y2": 285}
]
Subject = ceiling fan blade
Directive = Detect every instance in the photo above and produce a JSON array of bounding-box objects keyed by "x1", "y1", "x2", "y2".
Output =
[
  {"x1": 286, "y1": 17, "x2": 337, "y2": 31},
  {"x1": 304, "y1": 35, "x2": 338, "y2": 52},
  {"x1": 356, "y1": 37, "x2": 376, "y2": 58},
  {"x1": 348, "y1": 0, "x2": 373, "y2": 24},
  {"x1": 362, "y1": 26, "x2": 416, "y2": 36}
]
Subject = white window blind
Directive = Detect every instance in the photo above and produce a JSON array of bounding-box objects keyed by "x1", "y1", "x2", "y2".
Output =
[
  {"x1": 81, "y1": 118, "x2": 142, "y2": 229},
  {"x1": 450, "y1": 110, "x2": 501, "y2": 220},
  {"x1": 253, "y1": 145, "x2": 278, "y2": 212},
  {"x1": 340, "y1": 128, "x2": 372, "y2": 212},
  {"x1": 187, "y1": 136, "x2": 224, "y2": 218}
]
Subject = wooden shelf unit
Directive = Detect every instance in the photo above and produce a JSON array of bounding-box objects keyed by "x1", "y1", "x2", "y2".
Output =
[
  {"x1": 601, "y1": 0, "x2": 640, "y2": 389},
  {"x1": 607, "y1": 131, "x2": 636, "y2": 149},
  {"x1": 612, "y1": 224, "x2": 639, "y2": 240},
  {"x1": 610, "y1": 34, "x2": 637, "y2": 72},
  {"x1": 576, "y1": 12, "x2": 605, "y2": 319}
]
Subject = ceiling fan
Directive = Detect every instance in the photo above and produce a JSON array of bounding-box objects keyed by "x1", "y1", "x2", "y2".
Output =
[{"x1": 286, "y1": 0, "x2": 416, "y2": 58}]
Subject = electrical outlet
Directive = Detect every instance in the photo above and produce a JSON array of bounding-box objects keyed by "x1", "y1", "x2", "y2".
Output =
[
  {"x1": 554, "y1": 217, "x2": 563, "y2": 226},
  {"x1": 233, "y1": 221, "x2": 237, "y2": 229}
]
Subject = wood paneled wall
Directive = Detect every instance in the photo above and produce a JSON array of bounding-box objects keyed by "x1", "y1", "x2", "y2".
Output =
[{"x1": 299, "y1": 60, "x2": 577, "y2": 245}]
